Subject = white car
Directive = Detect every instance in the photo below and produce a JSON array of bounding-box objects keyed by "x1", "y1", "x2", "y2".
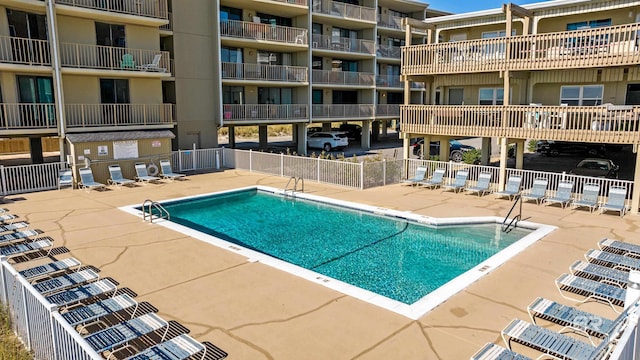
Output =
[{"x1": 307, "y1": 132, "x2": 349, "y2": 152}]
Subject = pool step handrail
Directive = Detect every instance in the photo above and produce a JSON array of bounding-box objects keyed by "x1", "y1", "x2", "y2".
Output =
[
  {"x1": 142, "y1": 199, "x2": 170, "y2": 223},
  {"x1": 284, "y1": 176, "x2": 304, "y2": 195},
  {"x1": 501, "y1": 194, "x2": 522, "y2": 233}
]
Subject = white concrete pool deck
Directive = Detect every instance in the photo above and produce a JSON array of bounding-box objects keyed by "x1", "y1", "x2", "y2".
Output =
[{"x1": 7, "y1": 169, "x2": 638, "y2": 359}]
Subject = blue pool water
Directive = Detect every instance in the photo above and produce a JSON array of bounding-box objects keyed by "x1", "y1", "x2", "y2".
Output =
[{"x1": 154, "y1": 188, "x2": 530, "y2": 304}]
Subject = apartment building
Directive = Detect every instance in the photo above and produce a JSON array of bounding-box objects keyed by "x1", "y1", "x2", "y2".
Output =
[{"x1": 400, "y1": 0, "x2": 640, "y2": 212}]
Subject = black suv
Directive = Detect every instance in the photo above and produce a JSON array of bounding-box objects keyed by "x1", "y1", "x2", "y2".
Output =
[
  {"x1": 536, "y1": 140, "x2": 605, "y2": 157},
  {"x1": 338, "y1": 124, "x2": 362, "y2": 141}
]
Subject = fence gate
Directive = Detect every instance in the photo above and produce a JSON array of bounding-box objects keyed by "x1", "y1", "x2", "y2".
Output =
[{"x1": 175, "y1": 149, "x2": 196, "y2": 172}]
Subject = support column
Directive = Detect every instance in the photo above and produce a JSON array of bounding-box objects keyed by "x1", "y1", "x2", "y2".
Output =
[
  {"x1": 297, "y1": 124, "x2": 306, "y2": 155},
  {"x1": 481, "y1": 137, "x2": 492, "y2": 165},
  {"x1": 258, "y1": 125, "x2": 268, "y2": 150},
  {"x1": 403, "y1": 134, "x2": 411, "y2": 160},
  {"x1": 515, "y1": 139, "x2": 525, "y2": 169},
  {"x1": 439, "y1": 137, "x2": 450, "y2": 162},
  {"x1": 361, "y1": 120, "x2": 371, "y2": 150},
  {"x1": 631, "y1": 151, "x2": 640, "y2": 214},
  {"x1": 228, "y1": 126, "x2": 236, "y2": 148},
  {"x1": 422, "y1": 135, "x2": 431, "y2": 160},
  {"x1": 381, "y1": 120, "x2": 388, "y2": 137},
  {"x1": 371, "y1": 121, "x2": 379, "y2": 142},
  {"x1": 29, "y1": 138, "x2": 44, "y2": 164},
  {"x1": 498, "y1": 137, "x2": 508, "y2": 191}
]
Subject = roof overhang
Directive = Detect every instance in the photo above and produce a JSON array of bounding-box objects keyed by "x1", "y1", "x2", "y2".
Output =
[{"x1": 66, "y1": 130, "x2": 175, "y2": 143}]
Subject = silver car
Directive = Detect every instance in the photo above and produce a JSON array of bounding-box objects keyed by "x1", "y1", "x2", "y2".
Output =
[{"x1": 307, "y1": 132, "x2": 349, "y2": 152}]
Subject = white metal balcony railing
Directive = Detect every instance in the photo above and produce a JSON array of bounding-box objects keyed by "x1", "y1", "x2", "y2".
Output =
[
  {"x1": 222, "y1": 62, "x2": 308, "y2": 82},
  {"x1": 160, "y1": 12, "x2": 172, "y2": 31},
  {"x1": 271, "y1": 0, "x2": 308, "y2": 5},
  {"x1": 222, "y1": 104, "x2": 308, "y2": 121},
  {"x1": 403, "y1": 22, "x2": 640, "y2": 75},
  {"x1": 377, "y1": 44, "x2": 401, "y2": 59},
  {"x1": 65, "y1": 104, "x2": 174, "y2": 128},
  {"x1": 59, "y1": 43, "x2": 169, "y2": 72},
  {"x1": 220, "y1": 20, "x2": 308, "y2": 45},
  {"x1": 312, "y1": 104, "x2": 374, "y2": 118},
  {"x1": 0, "y1": 104, "x2": 56, "y2": 129},
  {"x1": 312, "y1": 0, "x2": 376, "y2": 22},
  {"x1": 376, "y1": 74, "x2": 401, "y2": 87},
  {"x1": 56, "y1": 0, "x2": 168, "y2": 19},
  {"x1": 378, "y1": 14, "x2": 402, "y2": 30},
  {"x1": 312, "y1": 34, "x2": 375, "y2": 54},
  {"x1": 0, "y1": 36, "x2": 50, "y2": 66},
  {"x1": 376, "y1": 104, "x2": 400, "y2": 116},
  {"x1": 312, "y1": 70, "x2": 374, "y2": 86}
]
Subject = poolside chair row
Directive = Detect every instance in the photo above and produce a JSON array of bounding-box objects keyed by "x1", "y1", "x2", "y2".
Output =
[
  {"x1": 402, "y1": 168, "x2": 494, "y2": 196},
  {"x1": 75, "y1": 160, "x2": 186, "y2": 192}
]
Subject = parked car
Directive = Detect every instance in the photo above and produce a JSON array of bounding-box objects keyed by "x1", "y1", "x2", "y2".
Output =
[
  {"x1": 338, "y1": 124, "x2": 363, "y2": 141},
  {"x1": 569, "y1": 158, "x2": 619, "y2": 179},
  {"x1": 307, "y1": 126, "x2": 322, "y2": 134},
  {"x1": 535, "y1": 140, "x2": 605, "y2": 157},
  {"x1": 307, "y1": 132, "x2": 349, "y2": 152},
  {"x1": 412, "y1": 139, "x2": 475, "y2": 162}
]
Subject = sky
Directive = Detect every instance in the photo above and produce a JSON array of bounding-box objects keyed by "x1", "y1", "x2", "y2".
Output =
[{"x1": 422, "y1": 0, "x2": 551, "y2": 14}]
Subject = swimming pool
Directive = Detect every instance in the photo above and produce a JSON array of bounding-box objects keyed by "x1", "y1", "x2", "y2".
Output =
[{"x1": 123, "y1": 186, "x2": 555, "y2": 319}]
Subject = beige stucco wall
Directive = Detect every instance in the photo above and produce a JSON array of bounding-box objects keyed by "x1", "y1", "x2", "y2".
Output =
[
  {"x1": 537, "y1": 8, "x2": 635, "y2": 33},
  {"x1": 62, "y1": 76, "x2": 163, "y2": 104},
  {"x1": 57, "y1": 16, "x2": 94, "y2": 43}
]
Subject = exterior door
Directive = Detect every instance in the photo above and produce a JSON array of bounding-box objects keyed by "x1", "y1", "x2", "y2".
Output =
[{"x1": 448, "y1": 88, "x2": 464, "y2": 105}]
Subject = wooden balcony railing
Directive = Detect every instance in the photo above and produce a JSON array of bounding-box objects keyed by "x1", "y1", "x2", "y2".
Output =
[
  {"x1": 377, "y1": 44, "x2": 401, "y2": 59},
  {"x1": 221, "y1": 20, "x2": 308, "y2": 45},
  {"x1": 65, "y1": 104, "x2": 174, "y2": 128},
  {"x1": 222, "y1": 104, "x2": 308, "y2": 122},
  {"x1": 312, "y1": 70, "x2": 374, "y2": 86},
  {"x1": 401, "y1": 104, "x2": 640, "y2": 144},
  {"x1": 56, "y1": 0, "x2": 168, "y2": 19},
  {"x1": 376, "y1": 104, "x2": 400, "y2": 117},
  {"x1": 0, "y1": 36, "x2": 50, "y2": 66},
  {"x1": 312, "y1": 104, "x2": 374, "y2": 119},
  {"x1": 376, "y1": 75, "x2": 401, "y2": 87},
  {"x1": 0, "y1": 104, "x2": 56, "y2": 129},
  {"x1": 59, "y1": 43, "x2": 170, "y2": 72},
  {"x1": 403, "y1": 22, "x2": 640, "y2": 75},
  {"x1": 312, "y1": 35, "x2": 375, "y2": 55},
  {"x1": 312, "y1": 0, "x2": 376, "y2": 22},
  {"x1": 222, "y1": 63, "x2": 307, "y2": 82}
]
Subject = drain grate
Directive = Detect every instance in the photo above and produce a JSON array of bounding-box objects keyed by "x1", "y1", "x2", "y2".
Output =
[{"x1": 478, "y1": 265, "x2": 491, "y2": 272}]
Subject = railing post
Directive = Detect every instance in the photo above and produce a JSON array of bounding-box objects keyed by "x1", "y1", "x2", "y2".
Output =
[
  {"x1": 317, "y1": 156, "x2": 320, "y2": 183},
  {"x1": 249, "y1": 149, "x2": 253, "y2": 172},
  {"x1": 280, "y1": 153, "x2": 284, "y2": 177},
  {"x1": 382, "y1": 158, "x2": 386, "y2": 186},
  {"x1": 21, "y1": 284, "x2": 32, "y2": 350},
  {"x1": 0, "y1": 166, "x2": 6, "y2": 196},
  {"x1": 49, "y1": 304, "x2": 59, "y2": 360},
  {"x1": 360, "y1": 161, "x2": 364, "y2": 190},
  {"x1": 0, "y1": 257, "x2": 7, "y2": 305}
]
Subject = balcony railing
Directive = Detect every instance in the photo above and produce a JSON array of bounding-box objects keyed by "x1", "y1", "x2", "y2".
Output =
[
  {"x1": 378, "y1": 14, "x2": 402, "y2": 30},
  {"x1": 312, "y1": 104, "x2": 374, "y2": 118},
  {"x1": 65, "y1": 104, "x2": 174, "y2": 128},
  {"x1": 271, "y1": 0, "x2": 308, "y2": 5},
  {"x1": 221, "y1": 20, "x2": 308, "y2": 45},
  {"x1": 312, "y1": 70, "x2": 374, "y2": 86},
  {"x1": 0, "y1": 104, "x2": 56, "y2": 130},
  {"x1": 222, "y1": 104, "x2": 308, "y2": 121},
  {"x1": 312, "y1": 35, "x2": 375, "y2": 55},
  {"x1": 59, "y1": 43, "x2": 170, "y2": 72},
  {"x1": 403, "y1": 22, "x2": 640, "y2": 75},
  {"x1": 222, "y1": 63, "x2": 307, "y2": 82},
  {"x1": 312, "y1": 0, "x2": 376, "y2": 22},
  {"x1": 376, "y1": 74, "x2": 401, "y2": 87},
  {"x1": 0, "y1": 36, "x2": 50, "y2": 66},
  {"x1": 400, "y1": 104, "x2": 640, "y2": 144},
  {"x1": 377, "y1": 44, "x2": 401, "y2": 59},
  {"x1": 56, "y1": 0, "x2": 168, "y2": 19},
  {"x1": 376, "y1": 104, "x2": 400, "y2": 117},
  {"x1": 160, "y1": 12, "x2": 172, "y2": 30}
]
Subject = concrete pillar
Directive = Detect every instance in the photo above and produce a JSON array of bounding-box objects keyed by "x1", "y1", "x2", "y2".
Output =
[
  {"x1": 439, "y1": 136, "x2": 450, "y2": 162},
  {"x1": 29, "y1": 137, "x2": 44, "y2": 164},
  {"x1": 297, "y1": 124, "x2": 306, "y2": 155},
  {"x1": 291, "y1": 124, "x2": 298, "y2": 143},
  {"x1": 371, "y1": 121, "x2": 380, "y2": 142},
  {"x1": 403, "y1": 134, "x2": 411, "y2": 160},
  {"x1": 228, "y1": 126, "x2": 236, "y2": 148},
  {"x1": 481, "y1": 137, "x2": 492, "y2": 165},
  {"x1": 423, "y1": 135, "x2": 431, "y2": 159},
  {"x1": 498, "y1": 137, "x2": 508, "y2": 191},
  {"x1": 361, "y1": 120, "x2": 371, "y2": 149},
  {"x1": 515, "y1": 139, "x2": 525, "y2": 169},
  {"x1": 381, "y1": 120, "x2": 388, "y2": 137},
  {"x1": 258, "y1": 125, "x2": 268, "y2": 150},
  {"x1": 631, "y1": 151, "x2": 640, "y2": 214}
]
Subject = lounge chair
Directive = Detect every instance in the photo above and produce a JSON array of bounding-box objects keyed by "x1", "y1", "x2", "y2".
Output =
[
  {"x1": 493, "y1": 175, "x2": 522, "y2": 200},
  {"x1": 62, "y1": 293, "x2": 139, "y2": 329},
  {"x1": 521, "y1": 178, "x2": 548, "y2": 204},
  {"x1": 555, "y1": 273, "x2": 625, "y2": 311},
  {"x1": 401, "y1": 166, "x2": 427, "y2": 186},
  {"x1": 599, "y1": 186, "x2": 628, "y2": 216},
  {"x1": 0, "y1": 228, "x2": 42, "y2": 245},
  {"x1": 58, "y1": 168, "x2": 73, "y2": 190},
  {"x1": 543, "y1": 180, "x2": 573, "y2": 208},
  {"x1": 107, "y1": 164, "x2": 136, "y2": 188},
  {"x1": 159, "y1": 159, "x2": 186, "y2": 181},
  {"x1": 0, "y1": 221, "x2": 29, "y2": 233},
  {"x1": 570, "y1": 260, "x2": 628, "y2": 287},
  {"x1": 585, "y1": 249, "x2": 640, "y2": 272},
  {"x1": 32, "y1": 269, "x2": 100, "y2": 295},
  {"x1": 45, "y1": 279, "x2": 119, "y2": 308},
  {"x1": 137, "y1": 54, "x2": 166, "y2": 72},
  {"x1": 571, "y1": 183, "x2": 600, "y2": 212},
  {"x1": 0, "y1": 213, "x2": 18, "y2": 224},
  {"x1": 124, "y1": 334, "x2": 208, "y2": 360},
  {"x1": 134, "y1": 163, "x2": 161, "y2": 184},
  {"x1": 465, "y1": 172, "x2": 492, "y2": 196},
  {"x1": 78, "y1": 167, "x2": 107, "y2": 192},
  {"x1": 470, "y1": 342, "x2": 530, "y2": 360},
  {"x1": 442, "y1": 169, "x2": 469, "y2": 193},
  {"x1": 598, "y1": 238, "x2": 640, "y2": 257},
  {"x1": 84, "y1": 313, "x2": 169, "y2": 356},
  {"x1": 0, "y1": 239, "x2": 53, "y2": 258},
  {"x1": 19, "y1": 257, "x2": 82, "y2": 282},
  {"x1": 418, "y1": 168, "x2": 445, "y2": 189}
]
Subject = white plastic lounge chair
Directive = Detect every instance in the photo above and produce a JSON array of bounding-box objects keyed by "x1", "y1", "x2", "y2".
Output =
[
  {"x1": 418, "y1": 168, "x2": 445, "y2": 189},
  {"x1": 0, "y1": 239, "x2": 52, "y2": 258},
  {"x1": 0, "y1": 221, "x2": 29, "y2": 233},
  {"x1": 124, "y1": 334, "x2": 208, "y2": 360},
  {"x1": 521, "y1": 178, "x2": 548, "y2": 204},
  {"x1": 465, "y1": 172, "x2": 492, "y2": 196},
  {"x1": 442, "y1": 169, "x2": 469, "y2": 193},
  {"x1": 470, "y1": 342, "x2": 530, "y2": 360},
  {"x1": 58, "y1": 168, "x2": 73, "y2": 190},
  {"x1": 599, "y1": 186, "x2": 628, "y2": 216},
  {"x1": 159, "y1": 159, "x2": 186, "y2": 181},
  {"x1": 0, "y1": 213, "x2": 18, "y2": 224},
  {"x1": 84, "y1": 313, "x2": 169, "y2": 356},
  {"x1": 543, "y1": 180, "x2": 573, "y2": 208},
  {"x1": 571, "y1": 183, "x2": 600, "y2": 212},
  {"x1": 62, "y1": 294, "x2": 139, "y2": 329},
  {"x1": 33, "y1": 269, "x2": 100, "y2": 295},
  {"x1": 555, "y1": 273, "x2": 625, "y2": 312},
  {"x1": 78, "y1": 167, "x2": 106, "y2": 192},
  {"x1": 45, "y1": 279, "x2": 118, "y2": 308},
  {"x1": 107, "y1": 164, "x2": 136, "y2": 188},
  {"x1": 494, "y1": 175, "x2": 522, "y2": 200},
  {"x1": 570, "y1": 260, "x2": 628, "y2": 287},
  {"x1": 599, "y1": 238, "x2": 640, "y2": 257},
  {"x1": 137, "y1": 54, "x2": 165, "y2": 72},
  {"x1": 401, "y1": 166, "x2": 427, "y2": 186},
  {"x1": 585, "y1": 249, "x2": 640, "y2": 272},
  {"x1": 0, "y1": 228, "x2": 42, "y2": 245},
  {"x1": 19, "y1": 257, "x2": 82, "y2": 282},
  {"x1": 134, "y1": 163, "x2": 161, "y2": 184}
]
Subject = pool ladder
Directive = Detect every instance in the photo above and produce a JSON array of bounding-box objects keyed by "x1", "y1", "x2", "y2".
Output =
[
  {"x1": 142, "y1": 199, "x2": 170, "y2": 223},
  {"x1": 284, "y1": 176, "x2": 304, "y2": 195},
  {"x1": 501, "y1": 194, "x2": 522, "y2": 233}
]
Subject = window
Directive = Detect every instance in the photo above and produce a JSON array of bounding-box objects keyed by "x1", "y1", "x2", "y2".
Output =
[
  {"x1": 220, "y1": 6, "x2": 241, "y2": 21},
  {"x1": 560, "y1": 85, "x2": 603, "y2": 106},
  {"x1": 448, "y1": 88, "x2": 463, "y2": 105},
  {"x1": 222, "y1": 86, "x2": 244, "y2": 104},
  {"x1": 18, "y1": 76, "x2": 53, "y2": 103},
  {"x1": 479, "y1": 88, "x2": 504, "y2": 105},
  {"x1": 312, "y1": 23, "x2": 322, "y2": 35},
  {"x1": 312, "y1": 89, "x2": 323, "y2": 104},
  {"x1": 332, "y1": 59, "x2": 357, "y2": 72},
  {"x1": 100, "y1": 79, "x2": 129, "y2": 103},
  {"x1": 333, "y1": 91, "x2": 357, "y2": 104},
  {"x1": 567, "y1": 19, "x2": 611, "y2": 31},
  {"x1": 96, "y1": 22, "x2": 125, "y2": 47},
  {"x1": 258, "y1": 88, "x2": 292, "y2": 104},
  {"x1": 257, "y1": 51, "x2": 291, "y2": 65},
  {"x1": 221, "y1": 47, "x2": 242, "y2": 63},
  {"x1": 256, "y1": 13, "x2": 291, "y2": 27},
  {"x1": 312, "y1": 56, "x2": 323, "y2": 70},
  {"x1": 7, "y1": 9, "x2": 47, "y2": 39}
]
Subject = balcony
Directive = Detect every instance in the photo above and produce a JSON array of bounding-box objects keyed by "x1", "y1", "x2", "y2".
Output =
[
  {"x1": 222, "y1": 63, "x2": 307, "y2": 83},
  {"x1": 312, "y1": 35, "x2": 375, "y2": 55},
  {"x1": 312, "y1": 70, "x2": 374, "y2": 86},
  {"x1": 312, "y1": 104, "x2": 374, "y2": 119},
  {"x1": 221, "y1": 20, "x2": 308, "y2": 46},
  {"x1": 59, "y1": 43, "x2": 170, "y2": 74},
  {"x1": 377, "y1": 44, "x2": 401, "y2": 59},
  {"x1": 376, "y1": 104, "x2": 400, "y2": 117},
  {"x1": 65, "y1": 103, "x2": 174, "y2": 129},
  {"x1": 402, "y1": 22, "x2": 640, "y2": 75},
  {"x1": 222, "y1": 104, "x2": 309, "y2": 124},
  {"x1": 0, "y1": 36, "x2": 50, "y2": 67},
  {"x1": 376, "y1": 74, "x2": 401, "y2": 88},
  {"x1": 312, "y1": 0, "x2": 376, "y2": 23},
  {"x1": 56, "y1": 0, "x2": 168, "y2": 19},
  {"x1": 270, "y1": 0, "x2": 308, "y2": 5},
  {"x1": 378, "y1": 14, "x2": 402, "y2": 31},
  {"x1": 0, "y1": 104, "x2": 56, "y2": 131},
  {"x1": 400, "y1": 104, "x2": 640, "y2": 145},
  {"x1": 160, "y1": 12, "x2": 172, "y2": 31}
]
